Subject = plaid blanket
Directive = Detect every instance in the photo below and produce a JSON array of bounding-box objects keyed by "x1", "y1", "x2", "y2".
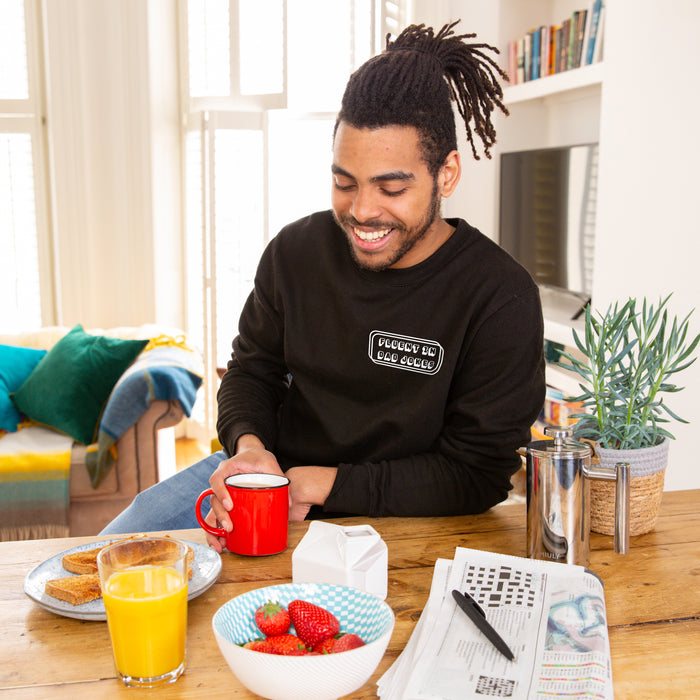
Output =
[
  {"x1": 0, "y1": 425, "x2": 72, "y2": 541},
  {"x1": 86, "y1": 336, "x2": 203, "y2": 487}
]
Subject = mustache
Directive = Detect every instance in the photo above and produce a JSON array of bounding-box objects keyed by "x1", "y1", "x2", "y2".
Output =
[{"x1": 338, "y1": 214, "x2": 399, "y2": 230}]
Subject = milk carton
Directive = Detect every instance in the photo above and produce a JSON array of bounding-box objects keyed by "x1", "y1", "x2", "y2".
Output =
[{"x1": 292, "y1": 521, "x2": 388, "y2": 599}]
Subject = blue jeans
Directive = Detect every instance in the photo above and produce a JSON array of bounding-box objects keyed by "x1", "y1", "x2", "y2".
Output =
[{"x1": 99, "y1": 451, "x2": 228, "y2": 535}]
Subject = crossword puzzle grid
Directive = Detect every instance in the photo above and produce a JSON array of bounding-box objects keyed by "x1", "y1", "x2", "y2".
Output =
[
  {"x1": 464, "y1": 565, "x2": 536, "y2": 609},
  {"x1": 475, "y1": 675, "x2": 516, "y2": 696}
]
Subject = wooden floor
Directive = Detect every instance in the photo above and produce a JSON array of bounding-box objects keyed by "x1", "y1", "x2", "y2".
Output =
[{"x1": 175, "y1": 437, "x2": 209, "y2": 472}]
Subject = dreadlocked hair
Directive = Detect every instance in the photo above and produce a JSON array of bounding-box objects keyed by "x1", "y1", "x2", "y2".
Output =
[{"x1": 336, "y1": 20, "x2": 509, "y2": 173}]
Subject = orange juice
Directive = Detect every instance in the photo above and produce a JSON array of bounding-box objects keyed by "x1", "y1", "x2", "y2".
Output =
[{"x1": 103, "y1": 566, "x2": 187, "y2": 680}]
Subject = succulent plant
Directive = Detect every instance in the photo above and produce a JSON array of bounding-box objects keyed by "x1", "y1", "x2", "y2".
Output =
[{"x1": 557, "y1": 295, "x2": 700, "y2": 449}]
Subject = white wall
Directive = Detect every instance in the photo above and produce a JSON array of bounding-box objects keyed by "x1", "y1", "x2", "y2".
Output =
[
  {"x1": 413, "y1": 0, "x2": 501, "y2": 237},
  {"x1": 593, "y1": 1, "x2": 700, "y2": 491}
]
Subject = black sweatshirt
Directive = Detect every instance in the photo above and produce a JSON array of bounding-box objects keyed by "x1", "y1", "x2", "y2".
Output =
[{"x1": 217, "y1": 211, "x2": 545, "y2": 517}]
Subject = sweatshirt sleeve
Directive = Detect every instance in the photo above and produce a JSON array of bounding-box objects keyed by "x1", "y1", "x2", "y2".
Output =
[{"x1": 323, "y1": 288, "x2": 546, "y2": 517}]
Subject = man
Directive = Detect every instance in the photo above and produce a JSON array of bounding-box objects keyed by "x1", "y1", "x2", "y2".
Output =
[{"x1": 102, "y1": 22, "x2": 545, "y2": 550}]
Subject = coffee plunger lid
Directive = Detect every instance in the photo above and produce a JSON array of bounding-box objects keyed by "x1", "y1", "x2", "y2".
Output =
[{"x1": 527, "y1": 424, "x2": 591, "y2": 459}]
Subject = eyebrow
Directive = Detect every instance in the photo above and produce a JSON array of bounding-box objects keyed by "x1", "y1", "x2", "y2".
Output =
[{"x1": 331, "y1": 164, "x2": 416, "y2": 183}]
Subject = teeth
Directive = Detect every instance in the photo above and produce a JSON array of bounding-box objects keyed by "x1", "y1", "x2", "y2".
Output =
[{"x1": 353, "y1": 227, "x2": 390, "y2": 242}]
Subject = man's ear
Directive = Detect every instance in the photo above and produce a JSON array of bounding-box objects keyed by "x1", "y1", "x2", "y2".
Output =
[{"x1": 438, "y1": 150, "x2": 461, "y2": 198}]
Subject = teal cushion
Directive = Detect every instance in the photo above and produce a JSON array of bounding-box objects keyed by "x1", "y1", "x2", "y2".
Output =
[
  {"x1": 12, "y1": 325, "x2": 148, "y2": 444},
  {"x1": 0, "y1": 344, "x2": 48, "y2": 432}
]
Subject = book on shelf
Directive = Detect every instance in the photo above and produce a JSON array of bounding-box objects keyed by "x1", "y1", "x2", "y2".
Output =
[
  {"x1": 541, "y1": 25, "x2": 551, "y2": 77},
  {"x1": 532, "y1": 387, "x2": 585, "y2": 440},
  {"x1": 586, "y1": 0, "x2": 604, "y2": 65},
  {"x1": 568, "y1": 14, "x2": 577, "y2": 70},
  {"x1": 543, "y1": 386, "x2": 584, "y2": 425},
  {"x1": 523, "y1": 32, "x2": 532, "y2": 81},
  {"x1": 573, "y1": 8, "x2": 588, "y2": 68},
  {"x1": 531, "y1": 27, "x2": 541, "y2": 80},
  {"x1": 516, "y1": 37, "x2": 525, "y2": 83},
  {"x1": 560, "y1": 18, "x2": 570, "y2": 72},
  {"x1": 551, "y1": 25, "x2": 561, "y2": 76},
  {"x1": 508, "y1": 39, "x2": 517, "y2": 83},
  {"x1": 580, "y1": 1, "x2": 595, "y2": 65},
  {"x1": 506, "y1": 3, "x2": 604, "y2": 86},
  {"x1": 592, "y1": 4, "x2": 606, "y2": 63}
]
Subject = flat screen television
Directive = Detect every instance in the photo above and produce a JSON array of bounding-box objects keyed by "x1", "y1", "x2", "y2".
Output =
[{"x1": 499, "y1": 143, "x2": 598, "y2": 319}]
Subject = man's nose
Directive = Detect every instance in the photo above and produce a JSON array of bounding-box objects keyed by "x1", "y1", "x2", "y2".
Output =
[{"x1": 350, "y1": 187, "x2": 382, "y2": 224}]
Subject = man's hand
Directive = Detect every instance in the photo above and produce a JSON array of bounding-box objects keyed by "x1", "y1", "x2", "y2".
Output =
[
  {"x1": 204, "y1": 434, "x2": 338, "y2": 550},
  {"x1": 205, "y1": 435, "x2": 283, "y2": 551},
  {"x1": 285, "y1": 466, "x2": 338, "y2": 521}
]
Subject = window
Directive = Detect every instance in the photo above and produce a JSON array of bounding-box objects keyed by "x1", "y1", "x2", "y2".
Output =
[
  {"x1": 180, "y1": 0, "x2": 409, "y2": 436},
  {"x1": 1, "y1": 0, "x2": 52, "y2": 333}
]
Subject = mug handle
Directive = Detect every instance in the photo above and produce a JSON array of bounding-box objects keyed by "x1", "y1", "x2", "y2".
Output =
[{"x1": 195, "y1": 488, "x2": 228, "y2": 537}]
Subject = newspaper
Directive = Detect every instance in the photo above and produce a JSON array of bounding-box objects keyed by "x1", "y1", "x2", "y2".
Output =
[{"x1": 378, "y1": 547, "x2": 613, "y2": 699}]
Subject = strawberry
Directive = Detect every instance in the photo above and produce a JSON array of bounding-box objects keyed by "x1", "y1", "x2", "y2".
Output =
[
  {"x1": 332, "y1": 633, "x2": 366, "y2": 652},
  {"x1": 312, "y1": 636, "x2": 338, "y2": 654},
  {"x1": 242, "y1": 639, "x2": 274, "y2": 653},
  {"x1": 265, "y1": 633, "x2": 309, "y2": 656},
  {"x1": 254, "y1": 600, "x2": 291, "y2": 637},
  {"x1": 287, "y1": 599, "x2": 340, "y2": 648}
]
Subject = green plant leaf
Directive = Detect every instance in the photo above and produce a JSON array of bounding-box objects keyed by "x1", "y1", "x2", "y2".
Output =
[{"x1": 555, "y1": 294, "x2": 699, "y2": 449}]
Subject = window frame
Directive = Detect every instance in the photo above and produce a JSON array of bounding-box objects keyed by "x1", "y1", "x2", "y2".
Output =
[{"x1": 1, "y1": 0, "x2": 55, "y2": 329}]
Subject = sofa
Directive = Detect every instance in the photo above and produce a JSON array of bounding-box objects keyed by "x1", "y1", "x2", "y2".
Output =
[
  {"x1": 0, "y1": 325, "x2": 203, "y2": 540},
  {"x1": 66, "y1": 398, "x2": 183, "y2": 536}
]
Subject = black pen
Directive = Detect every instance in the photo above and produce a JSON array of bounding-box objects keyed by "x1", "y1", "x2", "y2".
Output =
[{"x1": 451, "y1": 589, "x2": 515, "y2": 661}]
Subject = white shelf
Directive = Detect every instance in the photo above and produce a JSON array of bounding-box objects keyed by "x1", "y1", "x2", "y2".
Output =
[
  {"x1": 545, "y1": 364, "x2": 582, "y2": 399},
  {"x1": 539, "y1": 287, "x2": 586, "y2": 346},
  {"x1": 503, "y1": 61, "x2": 604, "y2": 105},
  {"x1": 544, "y1": 316, "x2": 583, "y2": 347}
]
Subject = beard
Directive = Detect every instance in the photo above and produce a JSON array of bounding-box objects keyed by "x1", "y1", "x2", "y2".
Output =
[{"x1": 334, "y1": 180, "x2": 442, "y2": 272}]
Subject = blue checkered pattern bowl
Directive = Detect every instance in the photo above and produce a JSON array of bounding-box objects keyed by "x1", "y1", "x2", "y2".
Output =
[{"x1": 212, "y1": 582, "x2": 395, "y2": 700}]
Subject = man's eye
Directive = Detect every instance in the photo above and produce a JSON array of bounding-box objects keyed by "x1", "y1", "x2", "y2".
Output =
[
  {"x1": 334, "y1": 180, "x2": 355, "y2": 192},
  {"x1": 382, "y1": 188, "x2": 407, "y2": 197}
]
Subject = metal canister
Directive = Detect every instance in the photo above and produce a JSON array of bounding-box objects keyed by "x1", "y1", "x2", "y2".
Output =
[
  {"x1": 526, "y1": 425, "x2": 593, "y2": 566},
  {"x1": 526, "y1": 424, "x2": 631, "y2": 567}
]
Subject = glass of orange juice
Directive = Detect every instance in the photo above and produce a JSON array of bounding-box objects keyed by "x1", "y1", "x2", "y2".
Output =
[{"x1": 97, "y1": 537, "x2": 188, "y2": 687}]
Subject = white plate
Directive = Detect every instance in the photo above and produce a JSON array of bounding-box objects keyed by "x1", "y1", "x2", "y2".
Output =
[{"x1": 23, "y1": 537, "x2": 222, "y2": 621}]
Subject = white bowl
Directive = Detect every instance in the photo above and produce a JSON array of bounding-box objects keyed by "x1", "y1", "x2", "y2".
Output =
[{"x1": 212, "y1": 582, "x2": 395, "y2": 700}]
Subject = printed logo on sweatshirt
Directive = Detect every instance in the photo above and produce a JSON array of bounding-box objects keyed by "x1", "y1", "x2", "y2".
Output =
[{"x1": 368, "y1": 331, "x2": 444, "y2": 375}]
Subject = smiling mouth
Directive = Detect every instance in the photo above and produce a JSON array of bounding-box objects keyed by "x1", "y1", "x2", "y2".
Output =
[{"x1": 352, "y1": 226, "x2": 392, "y2": 243}]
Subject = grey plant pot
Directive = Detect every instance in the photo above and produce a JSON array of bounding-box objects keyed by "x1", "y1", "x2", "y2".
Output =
[{"x1": 592, "y1": 438, "x2": 669, "y2": 536}]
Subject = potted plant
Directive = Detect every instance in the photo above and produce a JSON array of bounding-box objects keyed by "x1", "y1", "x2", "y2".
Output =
[{"x1": 557, "y1": 294, "x2": 700, "y2": 535}]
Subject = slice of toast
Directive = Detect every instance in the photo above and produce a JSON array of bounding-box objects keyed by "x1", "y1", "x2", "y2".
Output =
[
  {"x1": 45, "y1": 574, "x2": 102, "y2": 606},
  {"x1": 62, "y1": 536, "x2": 194, "y2": 578},
  {"x1": 127, "y1": 540, "x2": 195, "y2": 579},
  {"x1": 62, "y1": 546, "x2": 104, "y2": 574},
  {"x1": 61, "y1": 535, "x2": 139, "y2": 574}
]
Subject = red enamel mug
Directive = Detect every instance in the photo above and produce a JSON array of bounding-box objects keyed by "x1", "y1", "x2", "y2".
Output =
[{"x1": 195, "y1": 473, "x2": 290, "y2": 556}]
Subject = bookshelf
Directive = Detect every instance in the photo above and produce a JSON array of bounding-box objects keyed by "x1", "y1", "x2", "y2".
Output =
[
  {"x1": 543, "y1": 316, "x2": 582, "y2": 348},
  {"x1": 543, "y1": 314, "x2": 585, "y2": 398},
  {"x1": 496, "y1": 3, "x2": 606, "y2": 397},
  {"x1": 503, "y1": 61, "x2": 603, "y2": 106}
]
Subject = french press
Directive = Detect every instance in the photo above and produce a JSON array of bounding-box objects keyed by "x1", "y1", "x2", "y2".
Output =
[{"x1": 526, "y1": 425, "x2": 630, "y2": 567}]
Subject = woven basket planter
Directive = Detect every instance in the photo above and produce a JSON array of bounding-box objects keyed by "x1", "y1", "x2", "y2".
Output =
[{"x1": 591, "y1": 438, "x2": 669, "y2": 536}]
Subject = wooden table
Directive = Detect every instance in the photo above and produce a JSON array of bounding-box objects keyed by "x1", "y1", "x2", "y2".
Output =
[{"x1": 1, "y1": 490, "x2": 698, "y2": 699}]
